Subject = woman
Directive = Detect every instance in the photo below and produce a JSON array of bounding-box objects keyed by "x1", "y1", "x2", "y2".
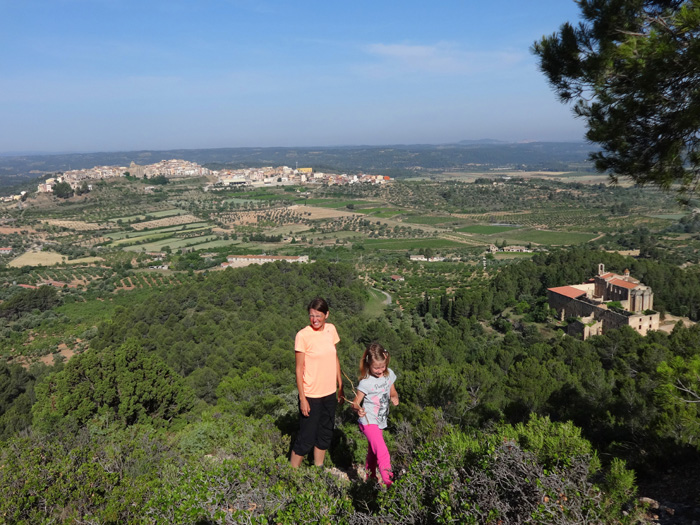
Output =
[{"x1": 290, "y1": 297, "x2": 344, "y2": 467}]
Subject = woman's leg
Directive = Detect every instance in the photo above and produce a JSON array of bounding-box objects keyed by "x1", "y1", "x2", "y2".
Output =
[
  {"x1": 313, "y1": 447, "x2": 327, "y2": 467},
  {"x1": 360, "y1": 424, "x2": 392, "y2": 485},
  {"x1": 313, "y1": 394, "x2": 337, "y2": 466},
  {"x1": 291, "y1": 396, "x2": 323, "y2": 467}
]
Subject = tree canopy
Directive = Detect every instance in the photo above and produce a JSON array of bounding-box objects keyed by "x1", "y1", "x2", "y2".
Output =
[
  {"x1": 533, "y1": 0, "x2": 700, "y2": 195},
  {"x1": 52, "y1": 181, "x2": 73, "y2": 198}
]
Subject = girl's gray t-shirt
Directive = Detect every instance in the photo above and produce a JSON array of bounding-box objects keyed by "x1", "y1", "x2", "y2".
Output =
[{"x1": 358, "y1": 369, "x2": 396, "y2": 429}]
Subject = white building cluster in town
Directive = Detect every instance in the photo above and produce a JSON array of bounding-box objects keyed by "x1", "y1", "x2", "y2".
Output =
[
  {"x1": 128, "y1": 160, "x2": 212, "y2": 179},
  {"x1": 1, "y1": 191, "x2": 27, "y2": 203},
  {"x1": 37, "y1": 159, "x2": 213, "y2": 193},
  {"x1": 36, "y1": 159, "x2": 392, "y2": 193},
  {"x1": 211, "y1": 166, "x2": 392, "y2": 189}
]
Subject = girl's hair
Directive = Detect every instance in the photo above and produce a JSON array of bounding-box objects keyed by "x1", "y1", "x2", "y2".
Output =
[
  {"x1": 359, "y1": 342, "x2": 390, "y2": 379},
  {"x1": 307, "y1": 297, "x2": 329, "y2": 314}
]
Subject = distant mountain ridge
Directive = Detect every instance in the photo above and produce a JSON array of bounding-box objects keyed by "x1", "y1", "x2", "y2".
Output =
[{"x1": 0, "y1": 141, "x2": 596, "y2": 188}]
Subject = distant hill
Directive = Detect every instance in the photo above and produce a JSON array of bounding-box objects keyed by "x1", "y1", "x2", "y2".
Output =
[{"x1": 0, "y1": 142, "x2": 597, "y2": 188}]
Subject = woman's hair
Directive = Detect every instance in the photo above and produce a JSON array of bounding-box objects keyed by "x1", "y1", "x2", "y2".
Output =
[
  {"x1": 307, "y1": 297, "x2": 329, "y2": 314},
  {"x1": 359, "y1": 342, "x2": 390, "y2": 379}
]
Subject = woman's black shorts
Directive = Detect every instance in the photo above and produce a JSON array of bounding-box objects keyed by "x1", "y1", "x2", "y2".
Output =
[{"x1": 292, "y1": 393, "x2": 337, "y2": 455}]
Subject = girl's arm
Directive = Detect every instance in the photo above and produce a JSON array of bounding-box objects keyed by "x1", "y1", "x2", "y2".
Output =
[
  {"x1": 295, "y1": 352, "x2": 310, "y2": 416},
  {"x1": 390, "y1": 384, "x2": 399, "y2": 406},
  {"x1": 352, "y1": 391, "x2": 366, "y2": 417}
]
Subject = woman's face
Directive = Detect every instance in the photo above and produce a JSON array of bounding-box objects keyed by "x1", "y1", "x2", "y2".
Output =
[{"x1": 309, "y1": 308, "x2": 328, "y2": 331}]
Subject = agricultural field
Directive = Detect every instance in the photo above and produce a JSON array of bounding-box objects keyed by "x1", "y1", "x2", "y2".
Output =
[
  {"x1": 41, "y1": 219, "x2": 107, "y2": 231},
  {"x1": 500, "y1": 229, "x2": 597, "y2": 246},
  {"x1": 109, "y1": 208, "x2": 189, "y2": 222},
  {"x1": 362, "y1": 238, "x2": 467, "y2": 250},
  {"x1": 403, "y1": 215, "x2": 465, "y2": 226},
  {"x1": 124, "y1": 235, "x2": 219, "y2": 253},
  {"x1": 105, "y1": 222, "x2": 210, "y2": 240},
  {"x1": 292, "y1": 205, "x2": 358, "y2": 219},
  {"x1": 9, "y1": 251, "x2": 69, "y2": 267},
  {"x1": 355, "y1": 208, "x2": 406, "y2": 218},
  {"x1": 457, "y1": 225, "x2": 520, "y2": 234},
  {"x1": 131, "y1": 214, "x2": 202, "y2": 230},
  {"x1": 299, "y1": 198, "x2": 379, "y2": 208},
  {"x1": 1, "y1": 171, "x2": 697, "y2": 315}
]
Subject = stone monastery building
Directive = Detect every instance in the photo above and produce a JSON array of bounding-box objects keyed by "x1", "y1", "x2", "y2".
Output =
[{"x1": 547, "y1": 263, "x2": 659, "y2": 340}]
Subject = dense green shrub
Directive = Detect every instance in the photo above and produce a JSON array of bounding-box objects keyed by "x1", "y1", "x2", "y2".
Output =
[
  {"x1": 0, "y1": 411, "x2": 642, "y2": 524},
  {"x1": 374, "y1": 420, "x2": 638, "y2": 524},
  {"x1": 32, "y1": 338, "x2": 195, "y2": 432}
]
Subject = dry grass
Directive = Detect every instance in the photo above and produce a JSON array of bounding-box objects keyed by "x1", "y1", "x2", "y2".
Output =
[
  {"x1": 0, "y1": 226, "x2": 37, "y2": 234},
  {"x1": 9, "y1": 251, "x2": 66, "y2": 267}
]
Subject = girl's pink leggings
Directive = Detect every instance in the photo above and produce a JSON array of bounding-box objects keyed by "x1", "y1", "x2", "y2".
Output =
[{"x1": 359, "y1": 423, "x2": 393, "y2": 486}]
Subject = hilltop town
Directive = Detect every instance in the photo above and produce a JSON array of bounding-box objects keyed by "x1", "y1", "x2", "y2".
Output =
[{"x1": 35, "y1": 159, "x2": 392, "y2": 194}]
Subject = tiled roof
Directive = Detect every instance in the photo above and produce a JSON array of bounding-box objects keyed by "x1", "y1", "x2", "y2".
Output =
[
  {"x1": 610, "y1": 278, "x2": 638, "y2": 290},
  {"x1": 548, "y1": 286, "x2": 587, "y2": 299}
]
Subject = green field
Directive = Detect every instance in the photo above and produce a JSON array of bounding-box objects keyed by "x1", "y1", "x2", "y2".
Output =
[
  {"x1": 105, "y1": 223, "x2": 211, "y2": 241},
  {"x1": 362, "y1": 238, "x2": 465, "y2": 250},
  {"x1": 298, "y1": 199, "x2": 377, "y2": 208},
  {"x1": 181, "y1": 239, "x2": 241, "y2": 251},
  {"x1": 457, "y1": 225, "x2": 520, "y2": 234},
  {"x1": 648, "y1": 213, "x2": 686, "y2": 220},
  {"x1": 356, "y1": 208, "x2": 405, "y2": 217},
  {"x1": 365, "y1": 288, "x2": 390, "y2": 317},
  {"x1": 109, "y1": 233, "x2": 173, "y2": 247},
  {"x1": 124, "y1": 235, "x2": 218, "y2": 252},
  {"x1": 108, "y1": 209, "x2": 187, "y2": 222},
  {"x1": 247, "y1": 194, "x2": 289, "y2": 201},
  {"x1": 222, "y1": 198, "x2": 260, "y2": 205},
  {"x1": 109, "y1": 227, "x2": 214, "y2": 248},
  {"x1": 403, "y1": 216, "x2": 460, "y2": 225},
  {"x1": 501, "y1": 229, "x2": 597, "y2": 245}
]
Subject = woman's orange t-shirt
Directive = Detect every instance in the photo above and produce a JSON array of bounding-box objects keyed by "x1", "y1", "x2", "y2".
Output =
[{"x1": 295, "y1": 323, "x2": 339, "y2": 398}]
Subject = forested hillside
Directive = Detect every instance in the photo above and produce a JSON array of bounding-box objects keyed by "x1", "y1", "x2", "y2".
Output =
[{"x1": 2, "y1": 253, "x2": 700, "y2": 522}]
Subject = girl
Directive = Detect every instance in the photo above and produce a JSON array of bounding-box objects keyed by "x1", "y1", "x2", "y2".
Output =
[
  {"x1": 353, "y1": 342, "x2": 399, "y2": 486},
  {"x1": 290, "y1": 297, "x2": 345, "y2": 468}
]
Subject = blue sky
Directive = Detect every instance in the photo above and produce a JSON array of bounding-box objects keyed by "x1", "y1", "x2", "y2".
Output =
[{"x1": 1, "y1": 0, "x2": 586, "y2": 153}]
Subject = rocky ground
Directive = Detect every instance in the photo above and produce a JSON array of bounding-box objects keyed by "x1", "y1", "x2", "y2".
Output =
[{"x1": 638, "y1": 462, "x2": 700, "y2": 524}]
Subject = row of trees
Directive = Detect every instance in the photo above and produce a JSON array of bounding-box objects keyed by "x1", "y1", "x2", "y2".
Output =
[{"x1": 416, "y1": 247, "x2": 700, "y2": 322}]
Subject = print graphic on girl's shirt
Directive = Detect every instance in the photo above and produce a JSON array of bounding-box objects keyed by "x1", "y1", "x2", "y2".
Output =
[{"x1": 358, "y1": 369, "x2": 396, "y2": 429}]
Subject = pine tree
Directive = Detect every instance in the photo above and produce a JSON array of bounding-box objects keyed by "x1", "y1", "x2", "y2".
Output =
[{"x1": 533, "y1": 1, "x2": 700, "y2": 196}]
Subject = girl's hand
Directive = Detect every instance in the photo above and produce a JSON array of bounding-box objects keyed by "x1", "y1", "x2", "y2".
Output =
[
  {"x1": 390, "y1": 385, "x2": 399, "y2": 406},
  {"x1": 352, "y1": 392, "x2": 366, "y2": 417}
]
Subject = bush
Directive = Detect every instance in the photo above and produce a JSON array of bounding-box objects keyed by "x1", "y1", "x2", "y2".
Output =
[{"x1": 373, "y1": 419, "x2": 639, "y2": 524}]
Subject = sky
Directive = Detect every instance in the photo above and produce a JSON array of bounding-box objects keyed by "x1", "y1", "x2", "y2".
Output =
[{"x1": 1, "y1": 0, "x2": 587, "y2": 154}]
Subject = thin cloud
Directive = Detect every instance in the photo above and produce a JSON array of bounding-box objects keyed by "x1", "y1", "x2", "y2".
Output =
[{"x1": 362, "y1": 42, "x2": 524, "y2": 77}]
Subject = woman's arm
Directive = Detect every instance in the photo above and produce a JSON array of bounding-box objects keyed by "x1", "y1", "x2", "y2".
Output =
[
  {"x1": 295, "y1": 351, "x2": 310, "y2": 416},
  {"x1": 336, "y1": 354, "x2": 345, "y2": 404},
  {"x1": 390, "y1": 384, "x2": 399, "y2": 406}
]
